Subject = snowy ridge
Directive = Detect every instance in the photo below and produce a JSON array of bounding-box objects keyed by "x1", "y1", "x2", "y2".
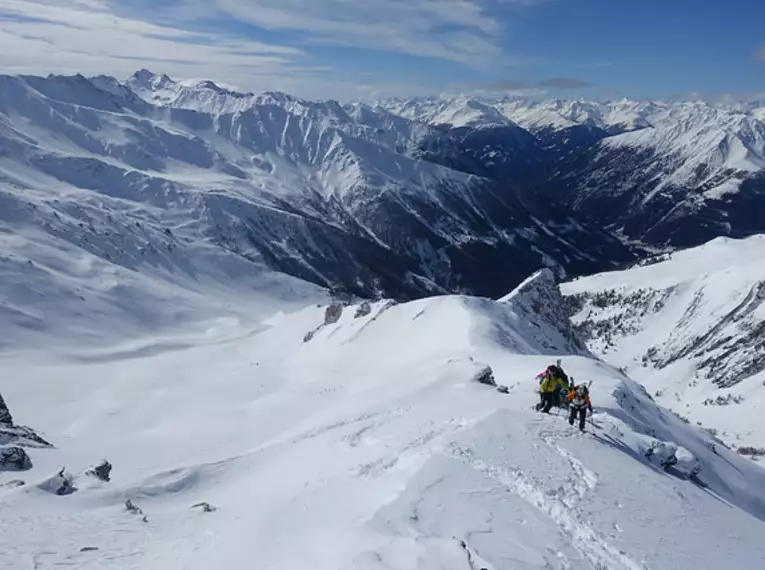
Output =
[
  {"x1": 380, "y1": 94, "x2": 765, "y2": 136},
  {"x1": 115, "y1": 78, "x2": 765, "y2": 214},
  {"x1": 380, "y1": 94, "x2": 520, "y2": 129},
  {"x1": 2, "y1": 264, "x2": 765, "y2": 568},
  {"x1": 125, "y1": 69, "x2": 260, "y2": 115},
  {"x1": 563, "y1": 235, "x2": 765, "y2": 453},
  {"x1": 124, "y1": 70, "x2": 433, "y2": 153},
  {"x1": 496, "y1": 98, "x2": 660, "y2": 133},
  {"x1": 385, "y1": 95, "x2": 660, "y2": 133}
]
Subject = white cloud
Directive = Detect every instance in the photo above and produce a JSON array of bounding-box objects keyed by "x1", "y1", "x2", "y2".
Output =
[
  {"x1": 0, "y1": 0, "x2": 546, "y2": 98},
  {"x1": 209, "y1": 0, "x2": 506, "y2": 65},
  {"x1": 204, "y1": 0, "x2": 548, "y2": 67},
  {"x1": 0, "y1": 0, "x2": 303, "y2": 69}
]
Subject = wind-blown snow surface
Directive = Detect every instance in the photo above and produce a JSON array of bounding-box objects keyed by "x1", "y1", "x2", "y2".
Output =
[
  {"x1": 563, "y1": 235, "x2": 765, "y2": 453},
  {"x1": 3, "y1": 273, "x2": 765, "y2": 569}
]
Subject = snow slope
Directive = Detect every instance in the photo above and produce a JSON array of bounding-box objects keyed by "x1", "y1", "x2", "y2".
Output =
[
  {"x1": 2, "y1": 269, "x2": 765, "y2": 569},
  {"x1": 563, "y1": 235, "x2": 765, "y2": 454}
]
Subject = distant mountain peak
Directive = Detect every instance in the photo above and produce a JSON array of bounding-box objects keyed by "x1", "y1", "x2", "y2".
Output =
[{"x1": 129, "y1": 69, "x2": 174, "y2": 90}]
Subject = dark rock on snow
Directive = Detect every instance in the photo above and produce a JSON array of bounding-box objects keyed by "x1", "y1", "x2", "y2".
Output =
[
  {"x1": 0, "y1": 446, "x2": 32, "y2": 471},
  {"x1": 0, "y1": 424, "x2": 53, "y2": 448},
  {"x1": 86, "y1": 459, "x2": 112, "y2": 482},
  {"x1": 324, "y1": 303, "x2": 343, "y2": 325},
  {"x1": 0, "y1": 391, "x2": 13, "y2": 425},
  {"x1": 191, "y1": 501, "x2": 217, "y2": 512},
  {"x1": 0, "y1": 390, "x2": 53, "y2": 448},
  {"x1": 355, "y1": 301, "x2": 372, "y2": 318},
  {"x1": 125, "y1": 499, "x2": 149, "y2": 522},
  {"x1": 471, "y1": 365, "x2": 496, "y2": 387}
]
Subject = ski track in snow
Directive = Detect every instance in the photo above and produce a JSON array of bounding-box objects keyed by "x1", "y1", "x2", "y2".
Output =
[{"x1": 449, "y1": 419, "x2": 645, "y2": 570}]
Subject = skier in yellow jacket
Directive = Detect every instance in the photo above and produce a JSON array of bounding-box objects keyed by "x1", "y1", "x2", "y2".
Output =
[{"x1": 536, "y1": 362, "x2": 569, "y2": 413}]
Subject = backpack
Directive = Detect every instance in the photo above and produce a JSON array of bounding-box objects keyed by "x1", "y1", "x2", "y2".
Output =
[{"x1": 570, "y1": 384, "x2": 589, "y2": 407}]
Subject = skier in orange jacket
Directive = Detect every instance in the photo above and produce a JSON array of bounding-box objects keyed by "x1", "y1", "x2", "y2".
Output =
[{"x1": 566, "y1": 384, "x2": 592, "y2": 431}]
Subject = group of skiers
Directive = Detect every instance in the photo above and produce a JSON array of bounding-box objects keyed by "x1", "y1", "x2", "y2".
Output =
[{"x1": 534, "y1": 360, "x2": 593, "y2": 431}]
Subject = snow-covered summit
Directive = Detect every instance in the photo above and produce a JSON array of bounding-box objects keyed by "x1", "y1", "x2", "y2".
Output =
[
  {"x1": 382, "y1": 94, "x2": 521, "y2": 129},
  {"x1": 128, "y1": 69, "x2": 174, "y2": 91},
  {"x1": 124, "y1": 69, "x2": 262, "y2": 114},
  {"x1": 379, "y1": 94, "x2": 765, "y2": 187},
  {"x1": 498, "y1": 97, "x2": 660, "y2": 133},
  {"x1": 381, "y1": 93, "x2": 765, "y2": 228}
]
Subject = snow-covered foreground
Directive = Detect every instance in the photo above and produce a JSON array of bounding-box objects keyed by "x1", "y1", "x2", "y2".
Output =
[
  {"x1": 3, "y1": 273, "x2": 765, "y2": 569},
  {"x1": 563, "y1": 235, "x2": 765, "y2": 453}
]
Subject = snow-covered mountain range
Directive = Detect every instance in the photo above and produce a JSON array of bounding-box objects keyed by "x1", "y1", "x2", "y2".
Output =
[
  {"x1": 563, "y1": 235, "x2": 765, "y2": 456},
  {"x1": 380, "y1": 94, "x2": 765, "y2": 248},
  {"x1": 0, "y1": 70, "x2": 640, "y2": 321},
  {"x1": 4, "y1": 68, "x2": 765, "y2": 320}
]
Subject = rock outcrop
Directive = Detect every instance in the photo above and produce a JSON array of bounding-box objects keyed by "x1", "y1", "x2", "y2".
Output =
[
  {"x1": 324, "y1": 303, "x2": 343, "y2": 325},
  {"x1": 0, "y1": 391, "x2": 13, "y2": 425},
  {"x1": 86, "y1": 460, "x2": 112, "y2": 482},
  {"x1": 499, "y1": 268, "x2": 590, "y2": 356},
  {"x1": 0, "y1": 447, "x2": 32, "y2": 471},
  {"x1": 0, "y1": 391, "x2": 52, "y2": 476},
  {"x1": 0, "y1": 424, "x2": 52, "y2": 448},
  {"x1": 470, "y1": 365, "x2": 496, "y2": 387},
  {"x1": 355, "y1": 301, "x2": 372, "y2": 318}
]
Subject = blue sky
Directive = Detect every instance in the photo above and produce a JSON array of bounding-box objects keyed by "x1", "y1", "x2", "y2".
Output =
[{"x1": 0, "y1": 0, "x2": 763, "y2": 100}]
